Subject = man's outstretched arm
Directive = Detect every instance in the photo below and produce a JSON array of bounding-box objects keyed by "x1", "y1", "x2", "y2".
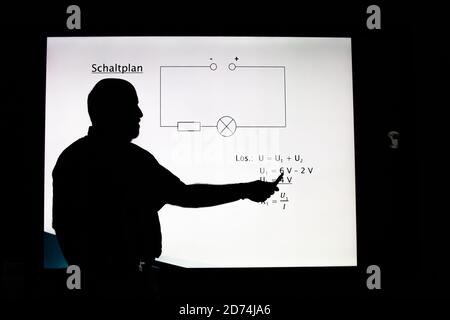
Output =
[{"x1": 167, "y1": 174, "x2": 283, "y2": 208}]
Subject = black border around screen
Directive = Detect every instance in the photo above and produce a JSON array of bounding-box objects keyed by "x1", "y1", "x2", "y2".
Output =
[{"x1": 1, "y1": 2, "x2": 419, "y2": 299}]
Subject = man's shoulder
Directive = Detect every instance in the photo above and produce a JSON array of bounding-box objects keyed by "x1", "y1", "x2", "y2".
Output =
[
  {"x1": 127, "y1": 142, "x2": 159, "y2": 162},
  {"x1": 53, "y1": 136, "x2": 89, "y2": 168},
  {"x1": 57, "y1": 136, "x2": 89, "y2": 161},
  {"x1": 56, "y1": 137, "x2": 156, "y2": 161}
]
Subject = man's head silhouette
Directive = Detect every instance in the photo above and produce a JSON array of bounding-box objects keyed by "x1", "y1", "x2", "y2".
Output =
[{"x1": 88, "y1": 78, "x2": 143, "y2": 142}]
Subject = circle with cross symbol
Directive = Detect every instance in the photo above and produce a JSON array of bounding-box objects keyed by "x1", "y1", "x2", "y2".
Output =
[{"x1": 216, "y1": 116, "x2": 237, "y2": 137}]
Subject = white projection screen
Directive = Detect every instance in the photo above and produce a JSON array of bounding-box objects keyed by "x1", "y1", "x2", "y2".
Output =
[{"x1": 45, "y1": 37, "x2": 357, "y2": 268}]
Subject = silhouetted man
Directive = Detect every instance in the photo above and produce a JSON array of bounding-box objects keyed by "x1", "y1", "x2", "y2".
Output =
[{"x1": 52, "y1": 78, "x2": 280, "y2": 298}]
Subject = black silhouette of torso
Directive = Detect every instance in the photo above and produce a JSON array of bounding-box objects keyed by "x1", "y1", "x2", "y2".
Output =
[{"x1": 52, "y1": 126, "x2": 182, "y2": 295}]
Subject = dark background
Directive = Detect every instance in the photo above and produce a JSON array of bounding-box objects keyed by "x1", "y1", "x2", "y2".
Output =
[{"x1": 0, "y1": 1, "x2": 437, "y2": 305}]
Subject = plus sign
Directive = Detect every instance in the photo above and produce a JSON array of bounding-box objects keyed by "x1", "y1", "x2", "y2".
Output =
[{"x1": 235, "y1": 57, "x2": 239, "y2": 61}]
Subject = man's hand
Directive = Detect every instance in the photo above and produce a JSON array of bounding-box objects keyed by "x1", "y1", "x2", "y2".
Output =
[{"x1": 246, "y1": 173, "x2": 283, "y2": 202}]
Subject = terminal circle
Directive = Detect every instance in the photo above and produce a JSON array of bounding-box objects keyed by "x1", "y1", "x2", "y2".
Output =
[
  {"x1": 210, "y1": 63, "x2": 217, "y2": 71},
  {"x1": 217, "y1": 116, "x2": 237, "y2": 137},
  {"x1": 228, "y1": 63, "x2": 236, "y2": 71}
]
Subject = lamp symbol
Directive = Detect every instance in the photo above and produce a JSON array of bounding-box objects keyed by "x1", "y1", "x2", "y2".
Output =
[{"x1": 388, "y1": 131, "x2": 400, "y2": 149}]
